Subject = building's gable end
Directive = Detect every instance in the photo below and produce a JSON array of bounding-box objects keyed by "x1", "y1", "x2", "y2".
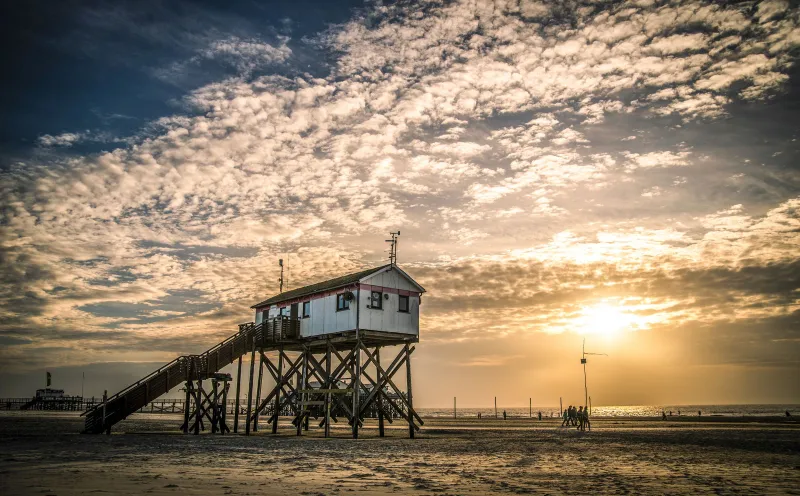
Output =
[{"x1": 359, "y1": 266, "x2": 425, "y2": 293}]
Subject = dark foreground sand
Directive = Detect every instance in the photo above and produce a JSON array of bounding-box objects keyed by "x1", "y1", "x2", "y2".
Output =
[{"x1": 1, "y1": 413, "x2": 798, "y2": 495}]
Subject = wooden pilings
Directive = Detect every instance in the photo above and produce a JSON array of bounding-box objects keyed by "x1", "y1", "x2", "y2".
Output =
[
  {"x1": 180, "y1": 373, "x2": 232, "y2": 435},
  {"x1": 405, "y1": 343, "x2": 414, "y2": 439},
  {"x1": 253, "y1": 353, "x2": 264, "y2": 432},
  {"x1": 272, "y1": 348, "x2": 283, "y2": 434},
  {"x1": 240, "y1": 338, "x2": 420, "y2": 439},
  {"x1": 182, "y1": 380, "x2": 191, "y2": 434},
  {"x1": 325, "y1": 341, "x2": 332, "y2": 438},
  {"x1": 376, "y1": 347, "x2": 385, "y2": 437},
  {"x1": 352, "y1": 336, "x2": 361, "y2": 439},
  {"x1": 233, "y1": 355, "x2": 242, "y2": 433},
  {"x1": 245, "y1": 337, "x2": 256, "y2": 436}
]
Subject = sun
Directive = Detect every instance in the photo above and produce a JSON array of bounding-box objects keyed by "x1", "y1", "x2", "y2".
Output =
[{"x1": 574, "y1": 303, "x2": 636, "y2": 338}]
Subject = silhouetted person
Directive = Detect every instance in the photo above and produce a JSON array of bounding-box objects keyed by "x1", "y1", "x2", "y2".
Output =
[
  {"x1": 478, "y1": 412, "x2": 481, "y2": 419},
  {"x1": 538, "y1": 411, "x2": 542, "y2": 421},
  {"x1": 561, "y1": 408, "x2": 569, "y2": 427},
  {"x1": 698, "y1": 410, "x2": 701, "y2": 416},
  {"x1": 503, "y1": 410, "x2": 507, "y2": 420},
  {"x1": 577, "y1": 406, "x2": 584, "y2": 430},
  {"x1": 662, "y1": 410, "x2": 667, "y2": 420},
  {"x1": 583, "y1": 406, "x2": 591, "y2": 431},
  {"x1": 669, "y1": 410, "x2": 673, "y2": 416}
]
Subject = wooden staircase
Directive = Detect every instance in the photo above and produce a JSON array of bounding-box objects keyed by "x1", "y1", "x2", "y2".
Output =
[{"x1": 82, "y1": 317, "x2": 299, "y2": 434}]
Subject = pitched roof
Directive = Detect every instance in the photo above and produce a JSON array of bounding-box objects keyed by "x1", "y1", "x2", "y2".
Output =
[{"x1": 250, "y1": 264, "x2": 390, "y2": 308}]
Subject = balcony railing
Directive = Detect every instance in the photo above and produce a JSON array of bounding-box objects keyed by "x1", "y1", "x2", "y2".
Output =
[{"x1": 239, "y1": 316, "x2": 300, "y2": 347}]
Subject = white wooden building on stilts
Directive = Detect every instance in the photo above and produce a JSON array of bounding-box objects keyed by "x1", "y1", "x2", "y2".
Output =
[{"x1": 244, "y1": 263, "x2": 426, "y2": 438}]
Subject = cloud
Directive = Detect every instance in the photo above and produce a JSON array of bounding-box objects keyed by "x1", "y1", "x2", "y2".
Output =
[
  {"x1": 153, "y1": 35, "x2": 292, "y2": 83},
  {"x1": 37, "y1": 133, "x2": 87, "y2": 147},
  {"x1": 1, "y1": 0, "x2": 799, "y2": 393},
  {"x1": 460, "y1": 354, "x2": 524, "y2": 367}
]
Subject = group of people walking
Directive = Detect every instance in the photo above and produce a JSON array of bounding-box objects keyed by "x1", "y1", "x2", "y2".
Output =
[{"x1": 561, "y1": 405, "x2": 590, "y2": 431}]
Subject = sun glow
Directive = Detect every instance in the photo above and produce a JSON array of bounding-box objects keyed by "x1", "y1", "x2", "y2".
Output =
[{"x1": 574, "y1": 303, "x2": 639, "y2": 338}]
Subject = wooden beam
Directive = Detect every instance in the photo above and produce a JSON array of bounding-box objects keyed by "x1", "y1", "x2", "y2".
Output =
[
  {"x1": 325, "y1": 341, "x2": 331, "y2": 438},
  {"x1": 376, "y1": 347, "x2": 385, "y2": 437},
  {"x1": 245, "y1": 338, "x2": 256, "y2": 436},
  {"x1": 272, "y1": 347, "x2": 283, "y2": 434},
  {"x1": 352, "y1": 334, "x2": 361, "y2": 439},
  {"x1": 233, "y1": 354, "x2": 242, "y2": 433},
  {"x1": 253, "y1": 353, "x2": 264, "y2": 432},
  {"x1": 406, "y1": 343, "x2": 414, "y2": 439}
]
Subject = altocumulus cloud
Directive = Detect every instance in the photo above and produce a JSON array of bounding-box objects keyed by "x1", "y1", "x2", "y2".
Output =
[{"x1": 0, "y1": 0, "x2": 798, "y2": 391}]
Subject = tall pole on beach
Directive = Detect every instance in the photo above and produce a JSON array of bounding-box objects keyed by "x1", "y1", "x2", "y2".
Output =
[
  {"x1": 581, "y1": 338, "x2": 607, "y2": 409},
  {"x1": 454, "y1": 397, "x2": 456, "y2": 419},
  {"x1": 494, "y1": 397, "x2": 497, "y2": 418}
]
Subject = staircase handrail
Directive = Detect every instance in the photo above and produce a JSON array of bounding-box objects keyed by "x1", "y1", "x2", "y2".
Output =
[
  {"x1": 81, "y1": 355, "x2": 184, "y2": 417},
  {"x1": 82, "y1": 322, "x2": 258, "y2": 417}
]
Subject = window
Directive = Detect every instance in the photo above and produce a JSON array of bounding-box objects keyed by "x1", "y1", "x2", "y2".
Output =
[
  {"x1": 302, "y1": 301, "x2": 310, "y2": 318},
  {"x1": 398, "y1": 295, "x2": 409, "y2": 313},
  {"x1": 370, "y1": 291, "x2": 383, "y2": 310},
  {"x1": 336, "y1": 293, "x2": 350, "y2": 311},
  {"x1": 280, "y1": 307, "x2": 289, "y2": 317}
]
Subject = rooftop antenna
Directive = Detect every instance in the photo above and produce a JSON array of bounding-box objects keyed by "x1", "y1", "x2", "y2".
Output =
[
  {"x1": 385, "y1": 231, "x2": 400, "y2": 267},
  {"x1": 278, "y1": 259, "x2": 284, "y2": 293},
  {"x1": 581, "y1": 337, "x2": 607, "y2": 409}
]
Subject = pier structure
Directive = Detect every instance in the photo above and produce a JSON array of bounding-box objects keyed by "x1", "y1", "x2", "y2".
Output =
[{"x1": 82, "y1": 262, "x2": 425, "y2": 439}]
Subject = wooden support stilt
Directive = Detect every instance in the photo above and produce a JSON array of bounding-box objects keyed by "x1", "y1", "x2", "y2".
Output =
[
  {"x1": 272, "y1": 347, "x2": 283, "y2": 434},
  {"x1": 253, "y1": 353, "x2": 264, "y2": 432},
  {"x1": 297, "y1": 350, "x2": 308, "y2": 436},
  {"x1": 194, "y1": 379, "x2": 202, "y2": 435},
  {"x1": 233, "y1": 355, "x2": 242, "y2": 433},
  {"x1": 325, "y1": 341, "x2": 331, "y2": 438},
  {"x1": 245, "y1": 338, "x2": 256, "y2": 436},
  {"x1": 183, "y1": 380, "x2": 191, "y2": 434},
  {"x1": 221, "y1": 380, "x2": 229, "y2": 434},
  {"x1": 405, "y1": 343, "x2": 415, "y2": 439},
  {"x1": 303, "y1": 351, "x2": 310, "y2": 432},
  {"x1": 352, "y1": 336, "x2": 361, "y2": 439},
  {"x1": 376, "y1": 347, "x2": 385, "y2": 437},
  {"x1": 102, "y1": 390, "x2": 108, "y2": 435},
  {"x1": 211, "y1": 379, "x2": 219, "y2": 433}
]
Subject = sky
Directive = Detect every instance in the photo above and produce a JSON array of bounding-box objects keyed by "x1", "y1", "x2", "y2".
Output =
[{"x1": 1, "y1": 0, "x2": 799, "y2": 407}]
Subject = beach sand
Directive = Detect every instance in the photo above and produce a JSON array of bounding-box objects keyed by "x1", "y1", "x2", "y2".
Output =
[{"x1": 1, "y1": 413, "x2": 798, "y2": 495}]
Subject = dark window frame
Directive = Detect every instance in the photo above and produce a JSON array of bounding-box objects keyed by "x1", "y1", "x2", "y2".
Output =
[
  {"x1": 336, "y1": 293, "x2": 350, "y2": 312},
  {"x1": 302, "y1": 301, "x2": 311, "y2": 318},
  {"x1": 398, "y1": 295, "x2": 410, "y2": 313},
  {"x1": 370, "y1": 290, "x2": 383, "y2": 310}
]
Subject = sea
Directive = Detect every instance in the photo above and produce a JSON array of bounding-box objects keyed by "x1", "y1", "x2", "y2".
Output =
[{"x1": 416, "y1": 404, "x2": 800, "y2": 418}]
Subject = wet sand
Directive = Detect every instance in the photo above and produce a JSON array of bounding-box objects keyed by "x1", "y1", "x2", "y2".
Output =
[{"x1": 1, "y1": 412, "x2": 798, "y2": 495}]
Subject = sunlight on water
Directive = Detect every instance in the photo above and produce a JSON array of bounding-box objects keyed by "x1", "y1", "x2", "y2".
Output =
[{"x1": 418, "y1": 404, "x2": 799, "y2": 418}]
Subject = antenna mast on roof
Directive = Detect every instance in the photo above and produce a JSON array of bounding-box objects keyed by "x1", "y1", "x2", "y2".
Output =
[
  {"x1": 278, "y1": 259, "x2": 284, "y2": 293},
  {"x1": 386, "y1": 231, "x2": 400, "y2": 267}
]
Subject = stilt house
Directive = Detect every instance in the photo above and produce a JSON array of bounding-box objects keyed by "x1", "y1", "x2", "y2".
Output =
[{"x1": 250, "y1": 264, "x2": 425, "y2": 341}]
